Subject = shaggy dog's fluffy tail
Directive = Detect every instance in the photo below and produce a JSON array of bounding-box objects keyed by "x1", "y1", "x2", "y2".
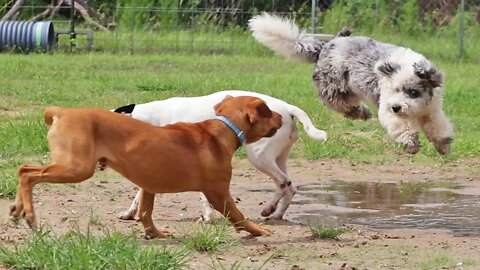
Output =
[{"x1": 248, "y1": 12, "x2": 325, "y2": 63}]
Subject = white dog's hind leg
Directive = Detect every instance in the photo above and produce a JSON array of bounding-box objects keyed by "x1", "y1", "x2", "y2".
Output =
[
  {"x1": 246, "y1": 149, "x2": 290, "y2": 219},
  {"x1": 197, "y1": 193, "x2": 215, "y2": 223},
  {"x1": 268, "y1": 145, "x2": 296, "y2": 220},
  {"x1": 379, "y1": 107, "x2": 421, "y2": 154},
  {"x1": 419, "y1": 109, "x2": 454, "y2": 155},
  {"x1": 117, "y1": 190, "x2": 140, "y2": 220}
]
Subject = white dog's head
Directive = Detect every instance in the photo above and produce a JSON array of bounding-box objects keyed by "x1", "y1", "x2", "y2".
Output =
[{"x1": 375, "y1": 48, "x2": 444, "y2": 118}]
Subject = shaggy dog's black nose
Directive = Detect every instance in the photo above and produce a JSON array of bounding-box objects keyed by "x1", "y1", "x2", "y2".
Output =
[{"x1": 392, "y1": 105, "x2": 401, "y2": 113}]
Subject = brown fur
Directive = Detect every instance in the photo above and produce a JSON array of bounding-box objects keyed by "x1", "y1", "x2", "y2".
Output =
[{"x1": 10, "y1": 96, "x2": 282, "y2": 238}]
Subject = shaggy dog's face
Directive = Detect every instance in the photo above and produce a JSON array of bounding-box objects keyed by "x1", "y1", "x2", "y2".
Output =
[{"x1": 376, "y1": 59, "x2": 444, "y2": 118}]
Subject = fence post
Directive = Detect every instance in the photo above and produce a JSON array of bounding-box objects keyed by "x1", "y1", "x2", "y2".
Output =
[
  {"x1": 311, "y1": 0, "x2": 316, "y2": 33},
  {"x1": 130, "y1": 7, "x2": 135, "y2": 54},
  {"x1": 70, "y1": 0, "x2": 76, "y2": 51},
  {"x1": 459, "y1": 0, "x2": 465, "y2": 58}
]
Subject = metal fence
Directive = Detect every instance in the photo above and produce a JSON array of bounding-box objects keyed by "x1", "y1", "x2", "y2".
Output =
[{"x1": 1, "y1": 0, "x2": 479, "y2": 56}]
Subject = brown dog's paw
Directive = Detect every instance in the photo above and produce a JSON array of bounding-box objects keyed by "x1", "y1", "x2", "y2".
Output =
[
  {"x1": 252, "y1": 225, "x2": 272, "y2": 237},
  {"x1": 144, "y1": 228, "x2": 170, "y2": 239},
  {"x1": 25, "y1": 213, "x2": 37, "y2": 230},
  {"x1": 9, "y1": 203, "x2": 23, "y2": 220}
]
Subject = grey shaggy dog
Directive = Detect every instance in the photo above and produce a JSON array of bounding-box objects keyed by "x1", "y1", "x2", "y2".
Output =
[{"x1": 249, "y1": 13, "x2": 454, "y2": 155}]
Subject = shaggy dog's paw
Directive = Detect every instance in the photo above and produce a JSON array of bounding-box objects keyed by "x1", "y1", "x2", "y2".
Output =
[
  {"x1": 404, "y1": 143, "x2": 420, "y2": 154},
  {"x1": 434, "y1": 137, "x2": 452, "y2": 155},
  {"x1": 344, "y1": 106, "x2": 372, "y2": 121}
]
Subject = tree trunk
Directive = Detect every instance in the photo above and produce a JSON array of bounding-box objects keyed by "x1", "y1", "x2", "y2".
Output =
[{"x1": 1, "y1": 0, "x2": 26, "y2": 21}]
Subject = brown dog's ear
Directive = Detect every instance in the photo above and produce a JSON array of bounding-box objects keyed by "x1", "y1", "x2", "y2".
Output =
[
  {"x1": 214, "y1": 95, "x2": 234, "y2": 113},
  {"x1": 245, "y1": 98, "x2": 272, "y2": 123}
]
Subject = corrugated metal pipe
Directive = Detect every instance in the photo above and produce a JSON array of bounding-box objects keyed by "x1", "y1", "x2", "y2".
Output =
[{"x1": 0, "y1": 21, "x2": 56, "y2": 51}]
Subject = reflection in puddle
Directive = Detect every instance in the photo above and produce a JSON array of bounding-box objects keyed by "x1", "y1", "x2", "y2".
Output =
[{"x1": 253, "y1": 181, "x2": 480, "y2": 234}]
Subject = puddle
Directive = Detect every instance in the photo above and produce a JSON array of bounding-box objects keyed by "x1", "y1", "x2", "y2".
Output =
[{"x1": 252, "y1": 180, "x2": 480, "y2": 234}]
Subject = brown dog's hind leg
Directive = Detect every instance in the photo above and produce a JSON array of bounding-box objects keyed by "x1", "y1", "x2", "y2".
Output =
[
  {"x1": 11, "y1": 163, "x2": 95, "y2": 229},
  {"x1": 137, "y1": 189, "x2": 168, "y2": 239},
  {"x1": 203, "y1": 190, "x2": 272, "y2": 237}
]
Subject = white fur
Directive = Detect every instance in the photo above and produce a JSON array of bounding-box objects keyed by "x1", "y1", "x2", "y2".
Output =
[{"x1": 116, "y1": 90, "x2": 327, "y2": 221}]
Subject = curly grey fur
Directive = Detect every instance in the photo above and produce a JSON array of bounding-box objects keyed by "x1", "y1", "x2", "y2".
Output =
[
  {"x1": 312, "y1": 36, "x2": 397, "y2": 117},
  {"x1": 249, "y1": 13, "x2": 454, "y2": 155}
]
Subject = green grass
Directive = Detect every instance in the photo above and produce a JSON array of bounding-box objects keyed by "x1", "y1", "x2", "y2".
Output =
[
  {"x1": 0, "y1": 33, "x2": 479, "y2": 197},
  {"x1": 0, "y1": 227, "x2": 190, "y2": 270},
  {"x1": 310, "y1": 224, "x2": 348, "y2": 239},
  {"x1": 181, "y1": 218, "x2": 237, "y2": 252},
  {"x1": 419, "y1": 251, "x2": 476, "y2": 270}
]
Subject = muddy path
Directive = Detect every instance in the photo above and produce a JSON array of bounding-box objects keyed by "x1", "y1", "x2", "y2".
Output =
[{"x1": 1, "y1": 158, "x2": 480, "y2": 269}]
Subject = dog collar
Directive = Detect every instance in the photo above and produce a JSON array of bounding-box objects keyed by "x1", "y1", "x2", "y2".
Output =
[{"x1": 215, "y1": 115, "x2": 247, "y2": 145}]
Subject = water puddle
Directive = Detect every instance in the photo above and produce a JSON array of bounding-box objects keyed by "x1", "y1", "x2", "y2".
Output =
[{"x1": 254, "y1": 180, "x2": 480, "y2": 234}]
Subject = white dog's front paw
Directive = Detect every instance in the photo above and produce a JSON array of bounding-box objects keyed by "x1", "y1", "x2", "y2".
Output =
[
  {"x1": 117, "y1": 209, "x2": 137, "y2": 220},
  {"x1": 196, "y1": 214, "x2": 214, "y2": 223}
]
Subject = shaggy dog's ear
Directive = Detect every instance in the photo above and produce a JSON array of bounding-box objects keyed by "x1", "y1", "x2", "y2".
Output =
[
  {"x1": 413, "y1": 62, "x2": 444, "y2": 88},
  {"x1": 375, "y1": 61, "x2": 400, "y2": 78},
  {"x1": 428, "y1": 69, "x2": 444, "y2": 88},
  {"x1": 214, "y1": 95, "x2": 234, "y2": 113}
]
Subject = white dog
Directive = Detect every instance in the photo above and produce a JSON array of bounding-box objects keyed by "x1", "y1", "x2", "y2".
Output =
[
  {"x1": 113, "y1": 90, "x2": 327, "y2": 221},
  {"x1": 249, "y1": 13, "x2": 453, "y2": 154}
]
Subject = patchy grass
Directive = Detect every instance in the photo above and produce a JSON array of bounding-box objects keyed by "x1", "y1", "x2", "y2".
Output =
[
  {"x1": 181, "y1": 218, "x2": 237, "y2": 252},
  {"x1": 0, "y1": 227, "x2": 190, "y2": 270},
  {"x1": 419, "y1": 252, "x2": 475, "y2": 270},
  {"x1": 310, "y1": 225, "x2": 348, "y2": 240}
]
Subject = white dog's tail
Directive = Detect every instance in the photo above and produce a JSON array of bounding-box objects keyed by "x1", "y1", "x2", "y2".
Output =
[
  {"x1": 287, "y1": 104, "x2": 327, "y2": 141},
  {"x1": 248, "y1": 12, "x2": 324, "y2": 63}
]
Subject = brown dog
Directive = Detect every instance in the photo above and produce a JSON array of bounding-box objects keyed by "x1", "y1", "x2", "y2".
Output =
[{"x1": 10, "y1": 96, "x2": 282, "y2": 238}]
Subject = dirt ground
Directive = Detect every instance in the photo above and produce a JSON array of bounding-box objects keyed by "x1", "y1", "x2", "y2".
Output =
[{"x1": 1, "y1": 158, "x2": 480, "y2": 270}]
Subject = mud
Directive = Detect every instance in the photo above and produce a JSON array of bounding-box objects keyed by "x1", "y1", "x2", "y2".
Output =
[{"x1": 1, "y1": 158, "x2": 480, "y2": 269}]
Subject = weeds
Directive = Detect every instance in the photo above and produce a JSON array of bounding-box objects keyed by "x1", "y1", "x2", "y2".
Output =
[
  {"x1": 310, "y1": 224, "x2": 348, "y2": 240},
  {"x1": 181, "y1": 218, "x2": 237, "y2": 252}
]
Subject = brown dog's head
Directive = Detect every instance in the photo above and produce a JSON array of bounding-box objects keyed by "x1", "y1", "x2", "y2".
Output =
[{"x1": 214, "y1": 96, "x2": 282, "y2": 144}]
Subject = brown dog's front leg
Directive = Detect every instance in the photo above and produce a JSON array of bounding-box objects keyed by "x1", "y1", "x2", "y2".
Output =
[
  {"x1": 203, "y1": 190, "x2": 272, "y2": 237},
  {"x1": 137, "y1": 190, "x2": 168, "y2": 239}
]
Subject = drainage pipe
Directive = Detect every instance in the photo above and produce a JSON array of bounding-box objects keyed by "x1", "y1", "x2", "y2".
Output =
[{"x1": 0, "y1": 21, "x2": 56, "y2": 51}]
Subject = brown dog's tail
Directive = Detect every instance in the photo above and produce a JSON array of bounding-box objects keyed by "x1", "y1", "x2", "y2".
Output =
[{"x1": 44, "y1": 106, "x2": 62, "y2": 126}]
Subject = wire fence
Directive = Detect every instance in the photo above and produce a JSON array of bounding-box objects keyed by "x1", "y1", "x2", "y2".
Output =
[{"x1": 1, "y1": 0, "x2": 479, "y2": 56}]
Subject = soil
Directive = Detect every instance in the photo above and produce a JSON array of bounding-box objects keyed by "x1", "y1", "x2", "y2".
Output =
[{"x1": 1, "y1": 158, "x2": 480, "y2": 270}]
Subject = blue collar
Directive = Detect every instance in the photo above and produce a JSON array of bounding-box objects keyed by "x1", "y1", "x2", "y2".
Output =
[{"x1": 215, "y1": 115, "x2": 247, "y2": 145}]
